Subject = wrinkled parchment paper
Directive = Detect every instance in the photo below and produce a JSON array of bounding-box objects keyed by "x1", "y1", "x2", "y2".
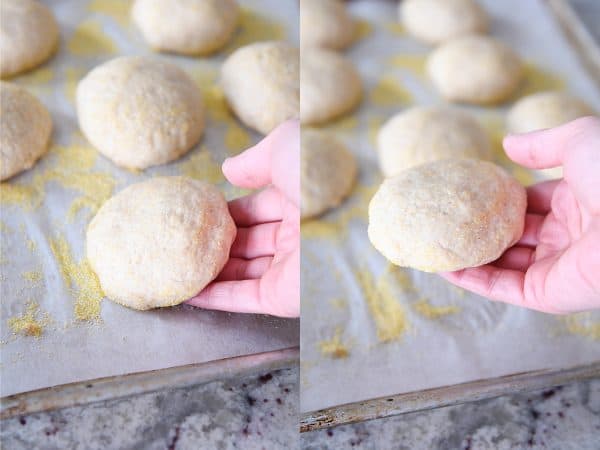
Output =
[
  {"x1": 1, "y1": 0, "x2": 299, "y2": 397},
  {"x1": 301, "y1": 0, "x2": 600, "y2": 413}
]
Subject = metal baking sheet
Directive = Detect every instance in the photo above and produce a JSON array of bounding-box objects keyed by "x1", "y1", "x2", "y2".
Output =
[
  {"x1": 300, "y1": 0, "x2": 600, "y2": 422},
  {"x1": 1, "y1": 0, "x2": 299, "y2": 398}
]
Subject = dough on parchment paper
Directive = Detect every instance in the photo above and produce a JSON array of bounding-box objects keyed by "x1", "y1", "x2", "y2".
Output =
[
  {"x1": 0, "y1": 82, "x2": 52, "y2": 181},
  {"x1": 131, "y1": 0, "x2": 239, "y2": 55},
  {"x1": 377, "y1": 106, "x2": 492, "y2": 177},
  {"x1": 368, "y1": 159, "x2": 526, "y2": 272},
  {"x1": 0, "y1": 0, "x2": 59, "y2": 78},
  {"x1": 86, "y1": 176, "x2": 236, "y2": 311},
  {"x1": 76, "y1": 56, "x2": 204, "y2": 170},
  {"x1": 507, "y1": 91, "x2": 595, "y2": 179},
  {"x1": 221, "y1": 41, "x2": 299, "y2": 135},
  {"x1": 400, "y1": 0, "x2": 488, "y2": 45},
  {"x1": 427, "y1": 35, "x2": 523, "y2": 105},
  {"x1": 300, "y1": 48, "x2": 362, "y2": 125},
  {"x1": 301, "y1": 130, "x2": 357, "y2": 219},
  {"x1": 300, "y1": 0, "x2": 355, "y2": 50}
]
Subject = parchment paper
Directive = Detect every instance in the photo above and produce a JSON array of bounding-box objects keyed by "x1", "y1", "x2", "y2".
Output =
[
  {"x1": 0, "y1": 0, "x2": 299, "y2": 397},
  {"x1": 300, "y1": 0, "x2": 600, "y2": 413}
]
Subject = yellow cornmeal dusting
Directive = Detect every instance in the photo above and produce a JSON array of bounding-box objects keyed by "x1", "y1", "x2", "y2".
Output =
[
  {"x1": 335, "y1": 183, "x2": 378, "y2": 228},
  {"x1": 224, "y1": 123, "x2": 251, "y2": 154},
  {"x1": 178, "y1": 148, "x2": 225, "y2": 184},
  {"x1": 226, "y1": 8, "x2": 285, "y2": 51},
  {"x1": 355, "y1": 268, "x2": 408, "y2": 342},
  {"x1": 22, "y1": 271, "x2": 43, "y2": 283},
  {"x1": 50, "y1": 236, "x2": 103, "y2": 321},
  {"x1": 26, "y1": 239, "x2": 37, "y2": 252},
  {"x1": 330, "y1": 298, "x2": 347, "y2": 309},
  {"x1": 517, "y1": 62, "x2": 565, "y2": 98},
  {"x1": 385, "y1": 22, "x2": 406, "y2": 36},
  {"x1": 368, "y1": 117, "x2": 385, "y2": 148},
  {"x1": 388, "y1": 55, "x2": 427, "y2": 77},
  {"x1": 68, "y1": 20, "x2": 117, "y2": 56},
  {"x1": 315, "y1": 115, "x2": 359, "y2": 133},
  {"x1": 369, "y1": 76, "x2": 412, "y2": 106},
  {"x1": 354, "y1": 19, "x2": 373, "y2": 42},
  {"x1": 15, "y1": 67, "x2": 54, "y2": 86},
  {"x1": 0, "y1": 221, "x2": 11, "y2": 233},
  {"x1": 318, "y1": 327, "x2": 349, "y2": 359},
  {"x1": 413, "y1": 298, "x2": 460, "y2": 319},
  {"x1": 563, "y1": 314, "x2": 600, "y2": 340},
  {"x1": 480, "y1": 114, "x2": 535, "y2": 186},
  {"x1": 7, "y1": 302, "x2": 51, "y2": 337},
  {"x1": 301, "y1": 220, "x2": 341, "y2": 240},
  {"x1": 88, "y1": 0, "x2": 131, "y2": 26},
  {"x1": 0, "y1": 183, "x2": 39, "y2": 209},
  {"x1": 65, "y1": 67, "x2": 86, "y2": 103}
]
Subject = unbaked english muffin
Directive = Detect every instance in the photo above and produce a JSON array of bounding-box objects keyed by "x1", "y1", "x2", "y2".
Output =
[
  {"x1": 400, "y1": 0, "x2": 488, "y2": 45},
  {"x1": 301, "y1": 130, "x2": 357, "y2": 219},
  {"x1": 76, "y1": 56, "x2": 204, "y2": 170},
  {"x1": 368, "y1": 159, "x2": 526, "y2": 272},
  {"x1": 0, "y1": 82, "x2": 52, "y2": 181},
  {"x1": 377, "y1": 106, "x2": 492, "y2": 177},
  {"x1": 0, "y1": 0, "x2": 59, "y2": 78},
  {"x1": 427, "y1": 35, "x2": 523, "y2": 105},
  {"x1": 301, "y1": 48, "x2": 362, "y2": 125},
  {"x1": 131, "y1": 0, "x2": 239, "y2": 55},
  {"x1": 221, "y1": 41, "x2": 300, "y2": 135},
  {"x1": 300, "y1": 0, "x2": 355, "y2": 50},
  {"x1": 86, "y1": 177, "x2": 236, "y2": 310}
]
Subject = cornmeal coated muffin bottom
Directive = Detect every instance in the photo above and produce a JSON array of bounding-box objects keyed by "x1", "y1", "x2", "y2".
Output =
[{"x1": 368, "y1": 159, "x2": 527, "y2": 272}]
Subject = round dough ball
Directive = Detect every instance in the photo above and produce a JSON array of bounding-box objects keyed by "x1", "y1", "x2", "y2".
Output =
[
  {"x1": 368, "y1": 159, "x2": 526, "y2": 272},
  {"x1": 0, "y1": 0, "x2": 59, "y2": 78},
  {"x1": 221, "y1": 41, "x2": 299, "y2": 135},
  {"x1": 507, "y1": 91, "x2": 594, "y2": 134},
  {"x1": 301, "y1": 48, "x2": 362, "y2": 125},
  {"x1": 301, "y1": 130, "x2": 357, "y2": 219},
  {"x1": 427, "y1": 36, "x2": 523, "y2": 105},
  {"x1": 377, "y1": 106, "x2": 492, "y2": 177},
  {"x1": 1, "y1": 82, "x2": 52, "y2": 181},
  {"x1": 131, "y1": 0, "x2": 239, "y2": 55},
  {"x1": 300, "y1": 0, "x2": 355, "y2": 50},
  {"x1": 400, "y1": 0, "x2": 488, "y2": 45},
  {"x1": 87, "y1": 176, "x2": 236, "y2": 310},
  {"x1": 77, "y1": 56, "x2": 204, "y2": 170}
]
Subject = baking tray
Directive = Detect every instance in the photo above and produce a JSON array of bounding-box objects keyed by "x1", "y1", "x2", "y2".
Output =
[{"x1": 300, "y1": 0, "x2": 600, "y2": 430}]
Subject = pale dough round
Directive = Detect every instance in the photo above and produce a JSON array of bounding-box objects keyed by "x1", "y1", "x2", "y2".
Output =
[
  {"x1": 400, "y1": 0, "x2": 488, "y2": 45},
  {"x1": 87, "y1": 176, "x2": 236, "y2": 310},
  {"x1": 131, "y1": 0, "x2": 239, "y2": 55},
  {"x1": 300, "y1": 0, "x2": 355, "y2": 50},
  {"x1": 77, "y1": 56, "x2": 204, "y2": 170},
  {"x1": 507, "y1": 91, "x2": 594, "y2": 134},
  {"x1": 0, "y1": 82, "x2": 52, "y2": 181},
  {"x1": 368, "y1": 159, "x2": 526, "y2": 272},
  {"x1": 0, "y1": 0, "x2": 59, "y2": 78},
  {"x1": 301, "y1": 48, "x2": 362, "y2": 125},
  {"x1": 221, "y1": 41, "x2": 299, "y2": 135},
  {"x1": 301, "y1": 130, "x2": 357, "y2": 219},
  {"x1": 427, "y1": 36, "x2": 523, "y2": 105},
  {"x1": 377, "y1": 106, "x2": 492, "y2": 177}
]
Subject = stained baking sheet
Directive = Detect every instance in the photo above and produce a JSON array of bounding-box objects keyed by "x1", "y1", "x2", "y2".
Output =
[
  {"x1": 300, "y1": 0, "x2": 600, "y2": 414},
  {"x1": 0, "y1": 0, "x2": 299, "y2": 398}
]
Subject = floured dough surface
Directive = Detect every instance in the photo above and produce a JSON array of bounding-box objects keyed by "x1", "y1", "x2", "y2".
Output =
[
  {"x1": 0, "y1": 0, "x2": 59, "y2": 78},
  {"x1": 507, "y1": 91, "x2": 594, "y2": 134},
  {"x1": 300, "y1": 0, "x2": 355, "y2": 50},
  {"x1": 301, "y1": 48, "x2": 362, "y2": 125},
  {"x1": 427, "y1": 35, "x2": 523, "y2": 104},
  {"x1": 301, "y1": 130, "x2": 357, "y2": 219},
  {"x1": 400, "y1": 0, "x2": 488, "y2": 45},
  {"x1": 87, "y1": 176, "x2": 236, "y2": 310},
  {"x1": 77, "y1": 56, "x2": 204, "y2": 170},
  {"x1": 221, "y1": 41, "x2": 299, "y2": 135},
  {"x1": 368, "y1": 159, "x2": 526, "y2": 272},
  {"x1": 131, "y1": 0, "x2": 239, "y2": 55},
  {"x1": 377, "y1": 106, "x2": 492, "y2": 177},
  {"x1": 0, "y1": 82, "x2": 52, "y2": 181}
]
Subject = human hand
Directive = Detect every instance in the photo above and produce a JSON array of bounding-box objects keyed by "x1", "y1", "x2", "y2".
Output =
[
  {"x1": 187, "y1": 120, "x2": 300, "y2": 318},
  {"x1": 441, "y1": 116, "x2": 600, "y2": 314}
]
